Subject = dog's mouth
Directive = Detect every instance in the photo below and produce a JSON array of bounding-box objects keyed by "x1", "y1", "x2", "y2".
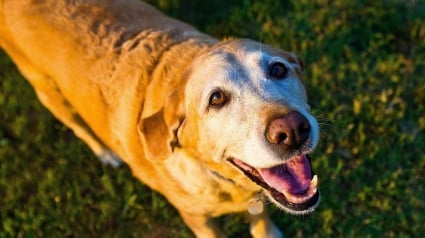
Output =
[{"x1": 229, "y1": 154, "x2": 319, "y2": 214}]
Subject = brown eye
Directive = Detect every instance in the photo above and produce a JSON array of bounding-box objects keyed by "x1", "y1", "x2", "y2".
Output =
[
  {"x1": 269, "y1": 62, "x2": 288, "y2": 79},
  {"x1": 209, "y1": 90, "x2": 228, "y2": 107}
]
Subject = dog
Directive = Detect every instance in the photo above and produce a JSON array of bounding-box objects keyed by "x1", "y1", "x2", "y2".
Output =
[{"x1": 0, "y1": 0, "x2": 320, "y2": 237}]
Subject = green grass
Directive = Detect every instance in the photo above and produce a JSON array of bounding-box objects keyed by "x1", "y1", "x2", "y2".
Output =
[{"x1": 1, "y1": 0, "x2": 424, "y2": 237}]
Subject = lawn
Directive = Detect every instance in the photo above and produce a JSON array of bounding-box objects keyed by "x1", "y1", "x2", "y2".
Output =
[{"x1": 1, "y1": 0, "x2": 424, "y2": 237}]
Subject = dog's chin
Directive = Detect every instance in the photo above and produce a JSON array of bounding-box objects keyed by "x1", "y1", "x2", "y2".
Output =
[{"x1": 229, "y1": 154, "x2": 320, "y2": 215}]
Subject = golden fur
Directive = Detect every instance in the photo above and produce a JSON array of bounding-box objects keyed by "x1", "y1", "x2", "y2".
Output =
[{"x1": 0, "y1": 1, "x2": 321, "y2": 237}]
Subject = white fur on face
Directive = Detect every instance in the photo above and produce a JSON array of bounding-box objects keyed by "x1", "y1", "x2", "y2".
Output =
[{"x1": 183, "y1": 41, "x2": 319, "y2": 169}]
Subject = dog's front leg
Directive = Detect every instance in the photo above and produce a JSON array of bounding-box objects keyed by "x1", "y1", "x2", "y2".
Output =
[
  {"x1": 249, "y1": 210, "x2": 283, "y2": 238},
  {"x1": 179, "y1": 211, "x2": 225, "y2": 238}
]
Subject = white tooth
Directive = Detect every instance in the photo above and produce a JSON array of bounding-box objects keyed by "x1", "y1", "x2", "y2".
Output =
[{"x1": 310, "y1": 175, "x2": 318, "y2": 187}]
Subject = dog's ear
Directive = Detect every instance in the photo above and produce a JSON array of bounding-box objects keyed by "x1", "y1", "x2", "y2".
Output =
[{"x1": 138, "y1": 88, "x2": 185, "y2": 161}]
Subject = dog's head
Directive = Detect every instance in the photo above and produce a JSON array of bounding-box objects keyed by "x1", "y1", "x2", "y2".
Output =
[{"x1": 139, "y1": 39, "x2": 320, "y2": 215}]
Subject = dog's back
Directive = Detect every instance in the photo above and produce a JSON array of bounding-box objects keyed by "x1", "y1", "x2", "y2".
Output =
[{"x1": 0, "y1": 0, "x2": 214, "y2": 168}]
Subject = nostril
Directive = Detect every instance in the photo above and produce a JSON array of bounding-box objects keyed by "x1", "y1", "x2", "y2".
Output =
[
  {"x1": 278, "y1": 133, "x2": 288, "y2": 144},
  {"x1": 266, "y1": 122, "x2": 288, "y2": 145},
  {"x1": 267, "y1": 131, "x2": 289, "y2": 145},
  {"x1": 298, "y1": 122, "x2": 310, "y2": 144},
  {"x1": 299, "y1": 121, "x2": 310, "y2": 136}
]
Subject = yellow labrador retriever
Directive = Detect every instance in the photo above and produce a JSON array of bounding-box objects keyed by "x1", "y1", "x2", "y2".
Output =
[{"x1": 0, "y1": 0, "x2": 320, "y2": 237}]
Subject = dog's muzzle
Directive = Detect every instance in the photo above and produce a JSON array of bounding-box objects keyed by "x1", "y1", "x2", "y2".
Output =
[{"x1": 229, "y1": 111, "x2": 320, "y2": 214}]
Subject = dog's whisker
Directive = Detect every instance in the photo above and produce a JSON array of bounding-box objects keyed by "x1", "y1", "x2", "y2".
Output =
[{"x1": 258, "y1": 30, "x2": 264, "y2": 56}]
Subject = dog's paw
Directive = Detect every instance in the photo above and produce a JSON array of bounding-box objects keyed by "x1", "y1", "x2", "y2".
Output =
[{"x1": 96, "y1": 150, "x2": 123, "y2": 168}]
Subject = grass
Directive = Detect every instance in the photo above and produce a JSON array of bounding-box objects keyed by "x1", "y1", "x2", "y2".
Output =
[{"x1": 1, "y1": 0, "x2": 424, "y2": 237}]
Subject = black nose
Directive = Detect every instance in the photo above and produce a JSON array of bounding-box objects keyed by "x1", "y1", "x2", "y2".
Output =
[{"x1": 266, "y1": 111, "x2": 310, "y2": 150}]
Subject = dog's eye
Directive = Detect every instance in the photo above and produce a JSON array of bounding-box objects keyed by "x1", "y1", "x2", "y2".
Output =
[
  {"x1": 269, "y1": 62, "x2": 288, "y2": 79},
  {"x1": 209, "y1": 90, "x2": 228, "y2": 107}
]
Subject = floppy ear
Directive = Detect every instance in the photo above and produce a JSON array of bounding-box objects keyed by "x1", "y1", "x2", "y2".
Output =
[
  {"x1": 138, "y1": 108, "x2": 183, "y2": 161},
  {"x1": 138, "y1": 89, "x2": 185, "y2": 161}
]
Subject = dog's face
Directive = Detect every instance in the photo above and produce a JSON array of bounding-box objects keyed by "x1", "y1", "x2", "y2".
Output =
[{"x1": 177, "y1": 39, "x2": 320, "y2": 214}]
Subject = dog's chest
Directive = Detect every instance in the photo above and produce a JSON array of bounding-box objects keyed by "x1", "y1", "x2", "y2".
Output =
[{"x1": 159, "y1": 152, "x2": 256, "y2": 215}]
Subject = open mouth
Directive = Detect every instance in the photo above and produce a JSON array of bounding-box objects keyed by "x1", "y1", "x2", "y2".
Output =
[{"x1": 229, "y1": 154, "x2": 319, "y2": 214}]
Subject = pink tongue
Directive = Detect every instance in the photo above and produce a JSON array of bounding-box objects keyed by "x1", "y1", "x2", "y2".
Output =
[{"x1": 258, "y1": 155, "x2": 312, "y2": 195}]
